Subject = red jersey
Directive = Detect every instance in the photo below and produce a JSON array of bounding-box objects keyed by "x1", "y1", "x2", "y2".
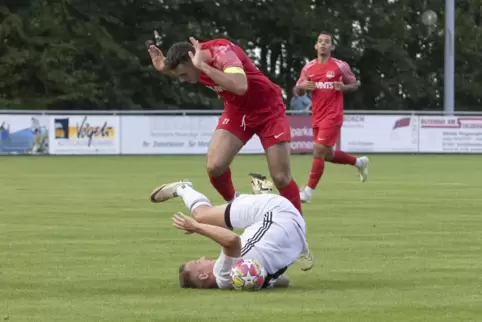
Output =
[
  {"x1": 296, "y1": 57, "x2": 357, "y2": 127},
  {"x1": 199, "y1": 39, "x2": 285, "y2": 125}
]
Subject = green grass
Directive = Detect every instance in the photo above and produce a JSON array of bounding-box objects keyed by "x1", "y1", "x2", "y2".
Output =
[{"x1": 1, "y1": 155, "x2": 482, "y2": 322}]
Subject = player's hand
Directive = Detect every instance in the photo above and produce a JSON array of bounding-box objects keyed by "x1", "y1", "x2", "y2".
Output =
[
  {"x1": 188, "y1": 37, "x2": 208, "y2": 69},
  {"x1": 334, "y1": 77, "x2": 344, "y2": 91},
  {"x1": 148, "y1": 44, "x2": 167, "y2": 72},
  {"x1": 298, "y1": 80, "x2": 317, "y2": 91},
  {"x1": 172, "y1": 212, "x2": 198, "y2": 234}
]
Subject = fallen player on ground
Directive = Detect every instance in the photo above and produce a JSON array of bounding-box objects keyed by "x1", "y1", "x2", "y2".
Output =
[{"x1": 150, "y1": 180, "x2": 314, "y2": 289}]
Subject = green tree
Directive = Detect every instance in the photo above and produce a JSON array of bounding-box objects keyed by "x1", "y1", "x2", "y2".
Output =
[{"x1": 0, "y1": 0, "x2": 481, "y2": 111}]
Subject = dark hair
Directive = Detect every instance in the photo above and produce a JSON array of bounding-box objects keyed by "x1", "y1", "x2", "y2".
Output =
[
  {"x1": 166, "y1": 42, "x2": 194, "y2": 70},
  {"x1": 319, "y1": 31, "x2": 333, "y2": 39}
]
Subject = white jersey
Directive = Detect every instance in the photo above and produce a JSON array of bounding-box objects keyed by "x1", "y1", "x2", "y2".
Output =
[{"x1": 213, "y1": 194, "x2": 308, "y2": 289}]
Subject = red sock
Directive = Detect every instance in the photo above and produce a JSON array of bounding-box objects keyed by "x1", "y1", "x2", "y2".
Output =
[
  {"x1": 209, "y1": 168, "x2": 236, "y2": 201},
  {"x1": 331, "y1": 150, "x2": 357, "y2": 165},
  {"x1": 307, "y1": 157, "x2": 325, "y2": 189},
  {"x1": 279, "y1": 180, "x2": 302, "y2": 215}
]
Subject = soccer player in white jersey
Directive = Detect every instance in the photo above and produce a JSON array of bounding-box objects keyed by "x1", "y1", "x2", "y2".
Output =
[{"x1": 150, "y1": 180, "x2": 314, "y2": 289}]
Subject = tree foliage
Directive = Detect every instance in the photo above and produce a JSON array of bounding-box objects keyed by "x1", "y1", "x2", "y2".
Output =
[{"x1": 0, "y1": 0, "x2": 480, "y2": 110}]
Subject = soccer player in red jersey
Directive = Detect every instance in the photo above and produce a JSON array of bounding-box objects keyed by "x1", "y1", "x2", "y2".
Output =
[
  {"x1": 294, "y1": 32, "x2": 369, "y2": 203},
  {"x1": 148, "y1": 37, "x2": 302, "y2": 213}
]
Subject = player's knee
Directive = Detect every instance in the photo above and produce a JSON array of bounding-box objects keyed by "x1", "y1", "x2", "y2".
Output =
[
  {"x1": 191, "y1": 208, "x2": 205, "y2": 222},
  {"x1": 313, "y1": 144, "x2": 331, "y2": 159},
  {"x1": 270, "y1": 171, "x2": 292, "y2": 189},
  {"x1": 324, "y1": 149, "x2": 335, "y2": 161},
  {"x1": 206, "y1": 159, "x2": 228, "y2": 178},
  {"x1": 192, "y1": 211, "x2": 206, "y2": 223}
]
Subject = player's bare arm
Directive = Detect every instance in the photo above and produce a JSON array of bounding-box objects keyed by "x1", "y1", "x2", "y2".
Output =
[
  {"x1": 295, "y1": 80, "x2": 316, "y2": 95},
  {"x1": 334, "y1": 78, "x2": 360, "y2": 92},
  {"x1": 147, "y1": 43, "x2": 173, "y2": 75},
  {"x1": 172, "y1": 212, "x2": 241, "y2": 258},
  {"x1": 189, "y1": 37, "x2": 248, "y2": 95},
  {"x1": 294, "y1": 68, "x2": 316, "y2": 96},
  {"x1": 342, "y1": 80, "x2": 361, "y2": 92},
  {"x1": 200, "y1": 63, "x2": 248, "y2": 95}
]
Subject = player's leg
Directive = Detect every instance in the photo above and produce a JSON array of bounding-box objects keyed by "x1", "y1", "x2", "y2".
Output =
[
  {"x1": 326, "y1": 150, "x2": 369, "y2": 183},
  {"x1": 257, "y1": 115, "x2": 302, "y2": 214},
  {"x1": 300, "y1": 127, "x2": 337, "y2": 203},
  {"x1": 150, "y1": 180, "x2": 260, "y2": 229},
  {"x1": 265, "y1": 143, "x2": 302, "y2": 214},
  {"x1": 191, "y1": 193, "x2": 265, "y2": 230},
  {"x1": 150, "y1": 179, "x2": 229, "y2": 227},
  {"x1": 207, "y1": 114, "x2": 253, "y2": 202},
  {"x1": 301, "y1": 124, "x2": 368, "y2": 202}
]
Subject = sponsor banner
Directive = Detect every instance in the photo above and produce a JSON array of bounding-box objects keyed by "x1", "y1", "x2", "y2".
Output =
[
  {"x1": 0, "y1": 115, "x2": 49, "y2": 155},
  {"x1": 121, "y1": 116, "x2": 217, "y2": 154},
  {"x1": 120, "y1": 116, "x2": 264, "y2": 154},
  {"x1": 419, "y1": 116, "x2": 482, "y2": 153},
  {"x1": 49, "y1": 115, "x2": 120, "y2": 154},
  {"x1": 341, "y1": 115, "x2": 419, "y2": 152},
  {"x1": 288, "y1": 115, "x2": 314, "y2": 153}
]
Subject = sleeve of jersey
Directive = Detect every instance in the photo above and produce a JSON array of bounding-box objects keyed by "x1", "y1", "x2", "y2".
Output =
[
  {"x1": 213, "y1": 251, "x2": 238, "y2": 289},
  {"x1": 340, "y1": 61, "x2": 357, "y2": 84},
  {"x1": 212, "y1": 46, "x2": 245, "y2": 75}
]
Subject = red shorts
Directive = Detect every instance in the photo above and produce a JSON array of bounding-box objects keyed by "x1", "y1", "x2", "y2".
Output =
[
  {"x1": 313, "y1": 125, "x2": 340, "y2": 147},
  {"x1": 216, "y1": 113, "x2": 291, "y2": 150}
]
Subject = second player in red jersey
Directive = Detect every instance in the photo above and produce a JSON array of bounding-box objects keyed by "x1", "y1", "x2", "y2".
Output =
[
  {"x1": 294, "y1": 32, "x2": 369, "y2": 203},
  {"x1": 148, "y1": 37, "x2": 302, "y2": 214}
]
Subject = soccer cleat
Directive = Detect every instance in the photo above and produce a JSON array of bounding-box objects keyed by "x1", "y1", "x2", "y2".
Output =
[
  {"x1": 248, "y1": 173, "x2": 273, "y2": 195},
  {"x1": 150, "y1": 180, "x2": 192, "y2": 203},
  {"x1": 357, "y1": 156, "x2": 369, "y2": 182},
  {"x1": 297, "y1": 248, "x2": 314, "y2": 271},
  {"x1": 299, "y1": 190, "x2": 312, "y2": 204}
]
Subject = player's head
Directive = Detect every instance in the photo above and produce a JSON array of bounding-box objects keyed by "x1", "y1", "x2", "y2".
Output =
[
  {"x1": 165, "y1": 42, "x2": 201, "y2": 83},
  {"x1": 315, "y1": 31, "x2": 334, "y2": 57},
  {"x1": 178, "y1": 257, "x2": 217, "y2": 289}
]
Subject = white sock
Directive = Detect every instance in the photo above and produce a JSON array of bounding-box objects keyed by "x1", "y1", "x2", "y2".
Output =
[
  {"x1": 176, "y1": 185, "x2": 212, "y2": 212},
  {"x1": 304, "y1": 187, "x2": 314, "y2": 196},
  {"x1": 355, "y1": 158, "x2": 363, "y2": 168}
]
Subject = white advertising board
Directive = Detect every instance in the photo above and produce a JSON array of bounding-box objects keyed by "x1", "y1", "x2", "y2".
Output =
[
  {"x1": 419, "y1": 116, "x2": 482, "y2": 153},
  {"x1": 341, "y1": 115, "x2": 419, "y2": 152},
  {"x1": 49, "y1": 115, "x2": 120, "y2": 154},
  {"x1": 0, "y1": 115, "x2": 49, "y2": 154},
  {"x1": 120, "y1": 116, "x2": 264, "y2": 155}
]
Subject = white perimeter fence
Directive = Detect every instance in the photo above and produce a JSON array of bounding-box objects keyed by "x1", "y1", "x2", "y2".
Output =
[{"x1": 1, "y1": 110, "x2": 481, "y2": 155}]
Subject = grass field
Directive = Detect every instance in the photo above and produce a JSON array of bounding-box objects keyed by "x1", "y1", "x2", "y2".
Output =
[{"x1": 1, "y1": 154, "x2": 482, "y2": 322}]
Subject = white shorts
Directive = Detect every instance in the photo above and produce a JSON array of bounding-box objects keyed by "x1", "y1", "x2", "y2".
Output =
[{"x1": 224, "y1": 193, "x2": 308, "y2": 286}]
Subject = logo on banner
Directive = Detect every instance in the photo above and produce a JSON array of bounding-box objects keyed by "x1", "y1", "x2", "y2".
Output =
[
  {"x1": 0, "y1": 116, "x2": 49, "y2": 155},
  {"x1": 392, "y1": 117, "x2": 411, "y2": 130},
  {"x1": 288, "y1": 115, "x2": 314, "y2": 153},
  {"x1": 417, "y1": 116, "x2": 482, "y2": 153},
  {"x1": 0, "y1": 121, "x2": 9, "y2": 140},
  {"x1": 420, "y1": 117, "x2": 482, "y2": 129},
  {"x1": 54, "y1": 116, "x2": 115, "y2": 146}
]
